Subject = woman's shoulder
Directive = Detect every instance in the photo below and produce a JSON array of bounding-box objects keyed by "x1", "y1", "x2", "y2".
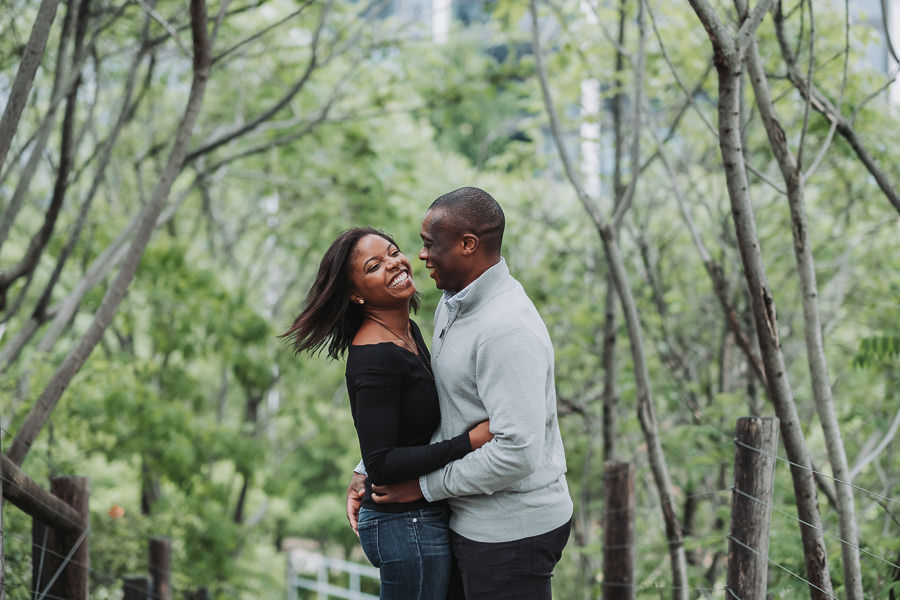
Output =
[{"x1": 346, "y1": 340, "x2": 409, "y2": 377}]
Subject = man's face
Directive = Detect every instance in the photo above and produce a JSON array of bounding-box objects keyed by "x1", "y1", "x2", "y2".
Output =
[{"x1": 419, "y1": 209, "x2": 467, "y2": 292}]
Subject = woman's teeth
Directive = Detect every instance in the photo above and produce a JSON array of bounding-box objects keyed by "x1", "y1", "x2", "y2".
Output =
[{"x1": 389, "y1": 271, "x2": 409, "y2": 288}]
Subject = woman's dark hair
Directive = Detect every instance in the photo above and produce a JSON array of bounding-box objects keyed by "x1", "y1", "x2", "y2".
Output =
[{"x1": 281, "y1": 227, "x2": 420, "y2": 359}]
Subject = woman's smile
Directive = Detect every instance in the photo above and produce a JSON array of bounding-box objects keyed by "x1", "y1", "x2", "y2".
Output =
[{"x1": 389, "y1": 270, "x2": 411, "y2": 288}]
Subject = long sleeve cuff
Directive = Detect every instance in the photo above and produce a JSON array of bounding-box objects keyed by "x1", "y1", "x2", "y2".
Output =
[
  {"x1": 354, "y1": 460, "x2": 367, "y2": 476},
  {"x1": 419, "y1": 474, "x2": 433, "y2": 503}
]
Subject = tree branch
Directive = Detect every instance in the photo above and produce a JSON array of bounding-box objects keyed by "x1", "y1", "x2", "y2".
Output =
[
  {"x1": 773, "y1": 1, "x2": 900, "y2": 215},
  {"x1": 0, "y1": 0, "x2": 61, "y2": 174},
  {"x1": 185, "y1": 0, "x2": 333, "y2": 163},
  {"x1": 7, "y1": 0, "x2": 212, "y2": 466}
]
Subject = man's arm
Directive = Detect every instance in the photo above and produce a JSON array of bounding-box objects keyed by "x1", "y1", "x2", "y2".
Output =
[
  {"x1": 420, "y1": 328, "x2": 550, "y2": 502},
  {"x1": 370, "y1": 420, "x2": 495, "y2": 504}
]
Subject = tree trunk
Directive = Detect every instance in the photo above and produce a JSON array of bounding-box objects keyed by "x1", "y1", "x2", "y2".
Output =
[
  {"x1": 602, "y1": 0, "x2": 627, "y2": 464},
  {"x1": 743, "y1": 27, "x2": 863, "y2": 600},
  {"x1": 685, "y1": 1, "x2": 835, "y2": 595},
  {"x1": 0, "y1": 0, "x2": 89, "y2": 312},
  {"x1": 0, "y1": 0, "x2": 61, "y2": 174},
  {"x1": 530, "y1": 3, "x2": 688, "y2": 596},
  {"x1": 0, "y1": 432, "x2": 4, "y2": 600},
  {"x1": 0, "y1": 0, "x2": 73, "y2": 250},
  {"x1": 9, "y1": 9, "x2": 154, "y2": 328},
  {"x1": 6, "y1": 0, "x2": 212, "y2": 467},
  {"x1": 601, "y1": 281, "x2": 618, "y2": 462}
]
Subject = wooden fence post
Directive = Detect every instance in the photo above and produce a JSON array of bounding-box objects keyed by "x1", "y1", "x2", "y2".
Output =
[
  {"x1": 32, "y1": 476, "x2": 89, "y2": 600},
  {"x1": 603, "y1": 461, "x2": 635, "y2": 600},
  {"x1": 727, "y1": 417, "x2": 779, "y2": 600},
  {"x1": 123, "y1": 575, "x2": 151, "y2": 600},
  {"x1": 187, "y1": 587, "x2": 209, "y2": 600},
  {"x1": 149, "y1": 537, "x2": 172, "y2": 600}
]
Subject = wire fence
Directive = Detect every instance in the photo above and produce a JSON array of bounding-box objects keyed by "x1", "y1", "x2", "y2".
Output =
[
  {"x1": 584, "y1": 426, "x2": 900, "y2": 598},
  {"x1": 3, "y1": 421, "x2": 899, "y2": 598}
]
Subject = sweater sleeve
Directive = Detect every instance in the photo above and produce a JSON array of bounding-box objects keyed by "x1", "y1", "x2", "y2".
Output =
[
  {"x1": 350, "y1": 360, "x2": 472, "y2": 485},
  {"x1": 421, "y1": 327, "x2": 549, "y2": 501}
]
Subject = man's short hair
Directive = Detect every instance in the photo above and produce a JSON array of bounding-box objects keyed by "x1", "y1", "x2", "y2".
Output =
[{"x1": 429, "y1": 187, "x2": 505, "y2": 255}]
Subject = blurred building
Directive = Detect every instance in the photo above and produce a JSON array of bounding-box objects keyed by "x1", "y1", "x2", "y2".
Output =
[{"x1": 850, "y1": 0, "x2": 899, "y2": 104}]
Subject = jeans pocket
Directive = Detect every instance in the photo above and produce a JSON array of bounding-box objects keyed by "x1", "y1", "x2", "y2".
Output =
[
  {"x1": 414, "y1": 509, "x2": 451, "y2": 555},
  {"x1": 357, "y1": 510, "x2": 382, "y2": 568},
  {"x1": 530, "y1": 542, "x2": 558, "y2": 577}
]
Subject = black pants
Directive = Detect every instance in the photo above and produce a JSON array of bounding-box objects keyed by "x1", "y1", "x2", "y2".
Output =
[{"x1": 448, "y1": 519, "x2": 571, "y2": 600}]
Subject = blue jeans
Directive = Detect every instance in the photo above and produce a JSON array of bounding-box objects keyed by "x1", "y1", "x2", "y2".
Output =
[{"x1": 357, "y1": 505, "x2": 453, "y2": 600}]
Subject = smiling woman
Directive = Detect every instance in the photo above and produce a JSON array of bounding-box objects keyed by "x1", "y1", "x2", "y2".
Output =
[
  {"x1": 348, "y1": 235, "x2": 418, "y2": 311},
  {"x1": 280, "y1": 226, "x2": 493, "y2": 600},
  {"x1": 280, "y1": 227, "x2": 420, "y2": 360}
]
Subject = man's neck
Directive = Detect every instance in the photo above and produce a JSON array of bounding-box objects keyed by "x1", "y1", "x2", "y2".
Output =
[{"x1": 455, "y1": 256, "x2": 501, "y2": 292}]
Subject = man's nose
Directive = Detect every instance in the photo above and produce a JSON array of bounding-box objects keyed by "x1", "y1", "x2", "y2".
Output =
[{"x1": 418, "y1": 247, "x2": 427, "y2": 260}]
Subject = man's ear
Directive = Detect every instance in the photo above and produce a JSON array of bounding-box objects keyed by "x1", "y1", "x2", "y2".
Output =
[{"x1": 460, "y1": 233, "x2": 479, "y2": 255}]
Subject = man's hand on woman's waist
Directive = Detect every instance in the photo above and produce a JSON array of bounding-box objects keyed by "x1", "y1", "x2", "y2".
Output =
[{"x1": 371, "y1": 478, "x2": 425, "y2": 503}]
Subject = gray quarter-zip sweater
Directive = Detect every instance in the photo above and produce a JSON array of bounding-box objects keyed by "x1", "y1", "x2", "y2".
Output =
[{"x1": 419, "y1": 258, "x2": 572, "y2": 543}]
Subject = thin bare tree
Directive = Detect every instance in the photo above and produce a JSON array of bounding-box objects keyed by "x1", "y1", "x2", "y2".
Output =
[
  {"x1": 0, "y1": 0, "x2": 90, "y2": 312},
  {"x1": 741, "y1": 0, "x2": 862, "y2": 594},
  {"x1": 531, "y1": 1, "x2": 689, "y2": 597},
  {"x1": 7, "y1": 0, "x2": 213, "y2": 466},
  {"x1": 685, "y1": 0, "x2": 834, "y2": 596},
  {"x1": 0, "y1": 0, "x2": 61, "y2": 174}
]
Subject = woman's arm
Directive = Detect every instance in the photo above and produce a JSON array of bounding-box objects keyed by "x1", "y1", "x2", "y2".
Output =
[{"x1": 352, "y1": 370, "x2": 491, "y2": 485}]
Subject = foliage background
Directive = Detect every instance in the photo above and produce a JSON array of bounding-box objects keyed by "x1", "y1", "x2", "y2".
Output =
[{"x1": 1, "y1": 0, "x2": 898, "y2": 597}]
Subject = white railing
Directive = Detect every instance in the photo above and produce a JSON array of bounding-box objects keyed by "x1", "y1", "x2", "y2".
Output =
[{"x1": 286, "y1": 550, "x2": 379, "y2": 600}]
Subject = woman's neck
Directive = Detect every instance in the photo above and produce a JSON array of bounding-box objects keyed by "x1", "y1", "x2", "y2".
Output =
[{"x1": 363, "y1": 307, "x2": 409, "y2": 332}]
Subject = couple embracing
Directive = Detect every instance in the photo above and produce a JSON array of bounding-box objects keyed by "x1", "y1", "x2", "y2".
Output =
[{"x1": 283, "y1": 187, "x2": 572, "y2": 599}]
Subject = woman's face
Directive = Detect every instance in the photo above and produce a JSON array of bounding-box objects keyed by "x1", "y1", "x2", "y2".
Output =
[{"x1": 348, "y1": 234, "x2": 417, "y2": 308}]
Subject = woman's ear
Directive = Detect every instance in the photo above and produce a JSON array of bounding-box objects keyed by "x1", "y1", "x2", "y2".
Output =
[{"x1": 350, "y1": 293, "x2": 365, "y2": 305}]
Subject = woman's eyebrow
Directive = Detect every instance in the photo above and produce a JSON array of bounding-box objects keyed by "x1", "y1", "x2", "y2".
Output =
[
  {"x1": 362, "y1": 245, "x2": 398, "y2": 271},
  {"x1": 363, "y1": 255, "x2": 379, "y2": 271}
]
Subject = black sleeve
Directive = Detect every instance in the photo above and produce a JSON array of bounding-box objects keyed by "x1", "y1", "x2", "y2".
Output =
[{"x1": 350, "y1": 362, "x2": 472, "y2": 485}]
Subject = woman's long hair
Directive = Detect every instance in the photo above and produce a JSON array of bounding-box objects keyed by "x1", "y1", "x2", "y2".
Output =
[{"x1": 281, "y1": 227, "x2": 421, "y2": 359}]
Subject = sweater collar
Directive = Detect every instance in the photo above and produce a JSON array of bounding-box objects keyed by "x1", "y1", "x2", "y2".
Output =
[{"x1": 442, "y1": 258, "x2": 508, "y2": 311}]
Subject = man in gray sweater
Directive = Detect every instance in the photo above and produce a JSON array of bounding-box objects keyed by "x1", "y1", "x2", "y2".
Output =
[{"x1": 348, "y1": 187, "x2": 572, "y2": 598}]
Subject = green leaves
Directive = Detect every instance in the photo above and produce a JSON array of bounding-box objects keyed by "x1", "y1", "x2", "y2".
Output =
[{"x1": 853, "y1": 336, "x2": 900, "y2": 368}]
